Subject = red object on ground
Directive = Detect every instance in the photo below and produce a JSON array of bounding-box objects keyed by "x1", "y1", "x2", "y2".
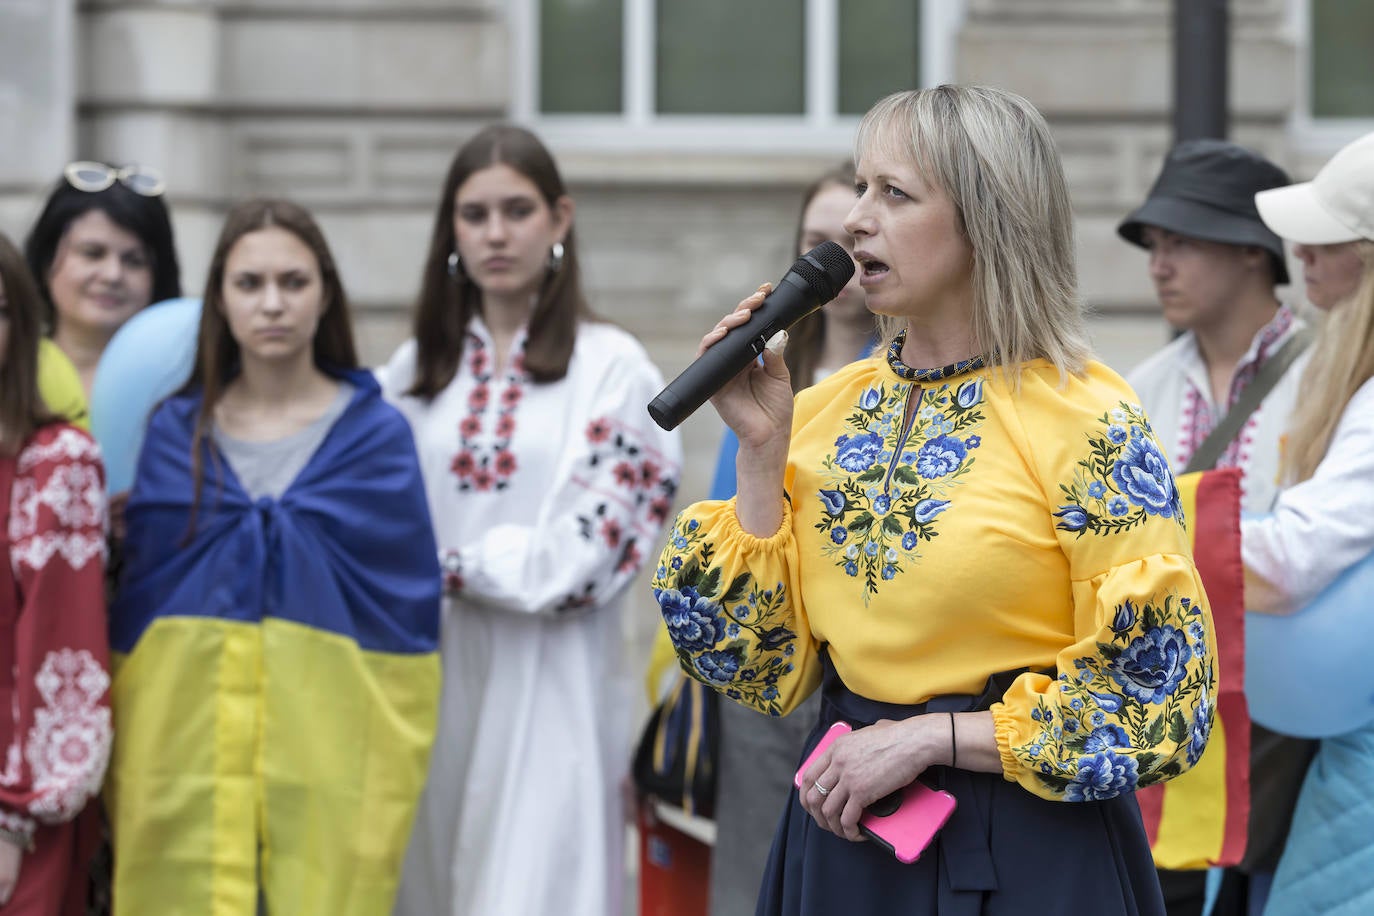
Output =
[{"x1": 637, "y1": 804, "x2": 711, "y2": 916}]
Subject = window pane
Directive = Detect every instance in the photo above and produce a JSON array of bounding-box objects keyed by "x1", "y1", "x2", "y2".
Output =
[
  {"x1": 838, "y1": 0, "x2": 921, "y2": 116},
  {"x1": 656, "y1": 0, "x2": 804, "y2": 115},
  {"x1": 1311, "y1": 0, "x2": 1374, "y2": 118},
  {"x1": 541, "y1": 0, "x2": 623, "y2": 114}
]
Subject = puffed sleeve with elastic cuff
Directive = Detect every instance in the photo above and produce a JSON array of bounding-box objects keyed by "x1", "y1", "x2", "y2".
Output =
[
  {"x1": 652, "y1": 496, "x2": 822, "y2": 717},
  {"x1": 990, "y1": 371, "x2": 1218, "y2": 802}
]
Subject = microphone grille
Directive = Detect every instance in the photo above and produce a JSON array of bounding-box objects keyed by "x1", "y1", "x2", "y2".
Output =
[{"x1": 793, "y1": 240, "x2": 856, "y2": 300}]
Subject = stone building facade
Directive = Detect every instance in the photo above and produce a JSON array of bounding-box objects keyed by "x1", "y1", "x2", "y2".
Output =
[{"x1": 1, "y1": 0, "x2": 1369, "y2": 658}]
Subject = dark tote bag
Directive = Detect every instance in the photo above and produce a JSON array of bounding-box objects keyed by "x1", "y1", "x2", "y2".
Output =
[{"x1": 632, "y1": 675, "x2": 720, "y2": 818}]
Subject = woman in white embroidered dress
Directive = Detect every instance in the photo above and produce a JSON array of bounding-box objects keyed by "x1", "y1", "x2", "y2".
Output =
[
  {"x1": 381, "y1": 125, "x2": 682, "y2": 916},
  {"x1": 0, "y1": 232, "x2": 110, "y2": 914}
]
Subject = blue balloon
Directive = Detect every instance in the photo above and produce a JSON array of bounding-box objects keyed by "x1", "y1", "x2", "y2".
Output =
[
  {"x1": 1246, "y1": 549, "x2": 1374, "y2": 738},
  {"x1": 90, "y1": 297, "x2": 202, "y2": 493}
]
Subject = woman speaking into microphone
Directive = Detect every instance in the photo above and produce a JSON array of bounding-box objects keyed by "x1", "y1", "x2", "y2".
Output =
[{"x1": 653, "y1": 85, "x2": 1217, "y2": 914}]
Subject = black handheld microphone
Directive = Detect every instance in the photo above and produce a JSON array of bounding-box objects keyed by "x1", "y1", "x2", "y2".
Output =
[{"x1": 647, "y1": 241, "x2": 856, "y2": 431}]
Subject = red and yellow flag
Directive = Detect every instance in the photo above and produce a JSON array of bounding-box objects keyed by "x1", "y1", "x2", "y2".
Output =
[{"x1": 1136, "y1": 468, "x2": 1249, "y2": 869}]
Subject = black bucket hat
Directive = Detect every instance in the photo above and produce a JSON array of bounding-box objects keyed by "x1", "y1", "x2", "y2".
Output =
[{"x1": 1118, "y1": 139, "x2": 1292, "y2": 284}]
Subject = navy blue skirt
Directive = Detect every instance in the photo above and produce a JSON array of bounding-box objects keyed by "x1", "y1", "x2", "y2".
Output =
[{"x1": 754, "y1": 656, "x2": 1166, "y2": 916}]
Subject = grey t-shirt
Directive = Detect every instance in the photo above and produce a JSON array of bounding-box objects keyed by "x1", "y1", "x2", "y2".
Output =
[{"x1": 213, "y1": 382, "x2": 353, "y2": 500}]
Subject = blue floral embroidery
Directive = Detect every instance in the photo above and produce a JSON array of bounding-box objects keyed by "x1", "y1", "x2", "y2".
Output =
[
  {"x1": 813, "y1": 374, "x2": 986, "y2": 602},
  {"x1": 1083, "y1": 724, "x2": 1129, "y2": 752},
  {"x1": 916, "y1": 435, "x2": 967, "y2": 479},
  {"x1": 694, "y1": 649, "x2": 742, "y2": 685},
  {"x1": 1108, "y1": 625, "x2": 1192, "y2": 704},
  {"x1": 1187, "y1": 686, "x2": 1212, "y2": 766},
  {"x1": 659, "y1": 585, "x2": 726, "y2": 652},
  {"x1": 1053, "y1": 505, "x2": 1088, "y2": 532},
  {"x1": 955, "y1": 378, "x2": 984, "y2": 409},
  {"x1": 834, "y1": 432, "x2": 885, "y2": 472},
  {"x1": 1110, "y1": 600, "x2": 1137, "y2": 633},
  {"x1": 652, "y1": 515, "x2": 796, "y2": 715},
  {"x1": 1112, "y1": 436, "x2": 1180, "y2": 518},
  {"x1": 1058, "y1": 401, "x2": 1185, "y2": 537},
  {"x1": 1066, "y1": 750, "x2": 1139, "y2": 801},
  {"x1": 1011, "y1": 594, "x2": 1215, "y2": 799}
]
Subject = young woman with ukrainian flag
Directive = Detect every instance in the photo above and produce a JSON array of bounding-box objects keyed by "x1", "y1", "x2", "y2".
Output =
[
  {"x1": 654, "y1": 85, "x2": 1219, "y2": 914},
  {"x1": 105, "y1": 199, "x2": 442, "y2": 915}
]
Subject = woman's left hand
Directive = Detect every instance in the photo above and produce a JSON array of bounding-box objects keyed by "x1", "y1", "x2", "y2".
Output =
[{"x1": 799, "y1": 715, "x2": 948, "y2": 841}]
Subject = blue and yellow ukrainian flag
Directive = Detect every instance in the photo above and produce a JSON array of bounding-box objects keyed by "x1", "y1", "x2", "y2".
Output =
[{"x1": 106, "y1": 371, "x2": 441, "y2": 916}]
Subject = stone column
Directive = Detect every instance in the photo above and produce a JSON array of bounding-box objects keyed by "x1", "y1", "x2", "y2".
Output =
[{"x1": 0, "y1": 0, "x2": 75, "y2": 242}]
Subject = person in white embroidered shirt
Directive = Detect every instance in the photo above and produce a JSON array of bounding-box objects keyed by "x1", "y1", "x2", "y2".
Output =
[
  {"x1": 1241, "y1": 129, "x2": 1374, "y2": 916},
  {"x1": 1117, "y1": 139, "x2": 1312, "y2": 916},
  {"x1": 380, "y1": 124, "x2": 683, "y2": 916}
]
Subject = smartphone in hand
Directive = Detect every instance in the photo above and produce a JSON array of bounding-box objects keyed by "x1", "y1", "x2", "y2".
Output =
[{"x1": 794, "y1": 720, "x2": 958, "y2": 864}]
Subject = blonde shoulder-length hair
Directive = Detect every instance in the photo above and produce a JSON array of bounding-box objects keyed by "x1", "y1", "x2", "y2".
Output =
[
  {"x1": 854, "y1": 85, "x2": 1092, "y2": 380},
  {"x1": 1282, "y1": 241, "x2": 1374, "y2": 483}
]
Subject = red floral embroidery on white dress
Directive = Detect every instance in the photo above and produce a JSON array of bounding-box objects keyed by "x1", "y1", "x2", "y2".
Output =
[
  {"x1": 450, "y1": 334, "x2": 528, "y2": 493},
  {"x1": 25, "y1": 649, "x2": 111, "y2": 823}
]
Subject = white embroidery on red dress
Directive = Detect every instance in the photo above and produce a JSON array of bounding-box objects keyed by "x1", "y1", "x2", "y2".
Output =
[
  {"x1": 15, "y1": 428, "x2": 101, "y2": 474},
  {"x1": 9, "y1": 437, "x2": 107, "y2": 574},
  {"x1": 0, "y1": 805, "x2": 34, "y2": 841},
  {"x1": 25, "y1": 649, "x2": 111, "y2": 823},
  {"x1": 450, "y1": 334, "x2": 528, "y2": 493},
  {"x1": 0, "y1": 742, "x2": 21, "y2": 787}
]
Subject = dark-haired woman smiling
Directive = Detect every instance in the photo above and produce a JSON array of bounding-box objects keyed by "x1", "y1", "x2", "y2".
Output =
[
  {"x1": 25, "y1": 161, "x2": 180, "y2": 406},
  {"x1": 108, "y1": 199, "x2": 440, "y2": 915}
]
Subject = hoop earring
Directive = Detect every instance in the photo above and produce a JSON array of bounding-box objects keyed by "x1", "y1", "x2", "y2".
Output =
[
  {"x1": 447, "y1": 251, "x2": 462, "y2": 279},
  {"x1": 548, "y1": 242, "x2": 565, "y2": 274}
]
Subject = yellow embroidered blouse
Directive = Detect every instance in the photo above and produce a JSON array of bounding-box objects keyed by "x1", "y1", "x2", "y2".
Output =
[{"x1": 653, "y1": 353, "x2": 1218, "y2": 802}]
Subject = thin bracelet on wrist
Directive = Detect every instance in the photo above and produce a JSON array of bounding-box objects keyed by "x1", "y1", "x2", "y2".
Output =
[{"x1": 948, "y1": 711, "x2": 958, "y2": 769}]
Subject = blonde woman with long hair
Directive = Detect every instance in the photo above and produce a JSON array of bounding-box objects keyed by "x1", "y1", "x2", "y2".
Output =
[
  {"x1": 654, "y1": 85, "x2": 1217, "y2": 915},
  {"x1": 1241, "y1": 130, "x2": 1374, "y2": 916}
]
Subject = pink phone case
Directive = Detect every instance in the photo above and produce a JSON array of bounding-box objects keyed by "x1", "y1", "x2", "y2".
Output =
[{"x1": 794, "y1": 720, "x2": 958, "y2": 864}]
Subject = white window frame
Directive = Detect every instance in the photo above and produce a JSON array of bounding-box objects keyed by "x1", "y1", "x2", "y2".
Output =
[
  {"x1": 1286, "y1": 0, "x2": 1374, "y2": 154},
  {"x1": 510, "y1": 0, "x2": 965, "y2": 153}
]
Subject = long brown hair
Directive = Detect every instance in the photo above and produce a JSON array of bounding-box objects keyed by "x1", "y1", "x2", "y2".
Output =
[
  {"x1": 1281, "y1": 241, "x2": 1374, "y2": 483},
  {"x1": 182, "y1": 199, "x2": 359, "y2": 511},
  {"x1": 407, "y1": 125, "x2": 594, "y2": 398},
  {"x1": 783, "y1": 161, "x2": 865, "y2": 392},
  {"x1": 0, "y1": 233, "x2": 57, "y2": 453}
]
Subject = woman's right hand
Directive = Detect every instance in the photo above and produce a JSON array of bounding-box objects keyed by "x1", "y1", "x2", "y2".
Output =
[
  {"x1": 700, "y1": 284, "x2": 795, "y2": 451},
  {"x1": 0, "y1": 835, "x2": 23, "y2": 906},
  {"x1": 702, "y1": 284, "x2": 795, "y2": 536}
]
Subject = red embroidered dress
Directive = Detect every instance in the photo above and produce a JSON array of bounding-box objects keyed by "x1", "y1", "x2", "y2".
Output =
[{"x1": 0, "y1": 424, "x2": 110, "y2": 915}]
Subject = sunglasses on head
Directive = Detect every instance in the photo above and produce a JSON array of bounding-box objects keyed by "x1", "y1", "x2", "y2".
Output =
[{"x1": 62, "y1": 161, "x2": 166, "y2": 198}]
